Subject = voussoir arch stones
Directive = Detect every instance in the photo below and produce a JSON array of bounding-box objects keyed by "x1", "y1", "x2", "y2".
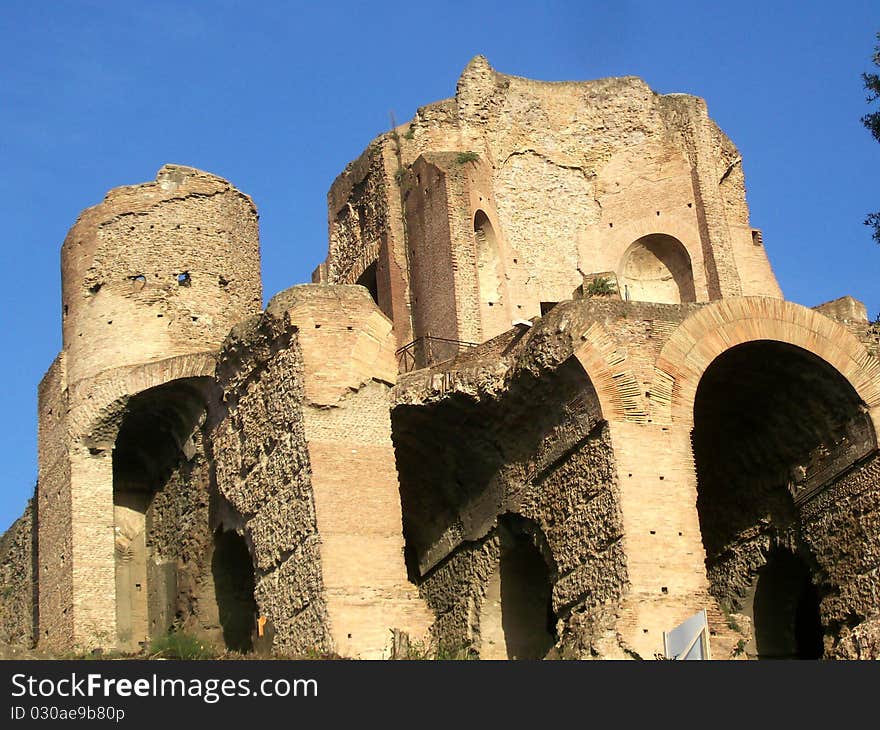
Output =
[
  {"x1": 650, "y1": 297, "x2": 880, "y2": 430},
  {"x1": 571, "y1": 319, "x2": 648, "y2": 424},
  {"x1": 66, "y1": 352, "x2": 218, "y2": 446}
]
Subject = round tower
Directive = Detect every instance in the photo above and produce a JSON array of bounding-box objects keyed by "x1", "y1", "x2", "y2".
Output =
[{"x1": 60, "y1": 164, "x2": 262, "y2": 386}]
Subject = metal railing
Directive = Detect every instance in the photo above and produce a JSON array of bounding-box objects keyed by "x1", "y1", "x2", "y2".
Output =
[{"x1": 396, "y1": 335, "x2": 479, "y2": 373}]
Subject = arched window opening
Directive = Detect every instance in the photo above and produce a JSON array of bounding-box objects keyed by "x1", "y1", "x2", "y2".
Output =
[
  {"x1": 480, "y1": 516, "x2": 556, "y2": 660},
  {"x1": 753, "y1": 549, "x2": 823, "y2": 659},
  {"x1": 620, "y1": 233, "x2": 695, "y2": 304},
  {"x1": 474, "y1": 210, "x2": 510, "y2": 340},
  {"x1": 212, "y1": 529, "x2": 257, "y2": 653},
  {"x1": 356, "y1": 261, "x2": 379, "y2": 307},
  {"x1": 474, "y1": 211, "x2": 502, "y2": 306}
]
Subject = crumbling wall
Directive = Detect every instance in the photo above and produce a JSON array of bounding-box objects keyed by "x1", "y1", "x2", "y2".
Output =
[
  {"x1": 0, "y1": 499, "x2": 36, "y2": 648},
  {"x1": 323, "y1": 57, "x2": 784, "y2": 358},
  {"x1": 267, "y1": 284, "x2": 432, "y2": 658},
  {"x1": 60, "y1": 165, "x2": 262, "y2": 387},
  {"x1": 212, "y1": 313, "x2": 332, "y2": 655},
  {"x1": 142, "y1": 428, "x2": 220, "y2": 645},
  {"x1": 36, "y1": 354, "x2": 72, "y2": 650},
  {"x1": 324, "y1": 143, "x2": 405, "y2": 331},
  {"x1": 393, "y1": 334, "x2": 628, "y2": 658},
  {"x1": 801, "y1": 454, "x2": 880, "y2": 658}
]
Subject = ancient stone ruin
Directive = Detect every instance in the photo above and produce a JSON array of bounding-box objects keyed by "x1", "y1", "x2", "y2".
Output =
[{"x1": 3, "y1": 56, "x2": 880, "y2": 659}]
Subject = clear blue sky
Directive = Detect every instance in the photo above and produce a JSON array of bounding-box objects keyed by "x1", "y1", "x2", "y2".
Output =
[{"x1": 1, "y1": 1, "x2": 878, "y2": 531}]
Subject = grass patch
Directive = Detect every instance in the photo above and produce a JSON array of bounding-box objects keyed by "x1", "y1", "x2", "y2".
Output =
[
  {"x1": 149, "y1": 631, "x2": 216, "y2": 660},
  {"x1": 456, "y1": 151, "x2": 479, "y2": 164}
]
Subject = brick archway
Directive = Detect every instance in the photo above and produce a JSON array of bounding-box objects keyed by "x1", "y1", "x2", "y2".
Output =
[
  {"x1": 572, "y1": 319, "x2": 648, "y2": 424},
  {"x1": 651, "y1": 298, "x2": 880, "y2": 430},
  {"x1": 68, "y1": 352, "x2": 218, "y2": 445}
]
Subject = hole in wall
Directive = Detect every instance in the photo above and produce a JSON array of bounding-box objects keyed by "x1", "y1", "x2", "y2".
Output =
[
  {"x1": 212, "y1": 529, "x2": 257, "y2": 654},
  {"x1": 753, "y1": 549, "x2": 823, "y2": 660},
  {"x1": 479, "y1": 516, "x2": 556, "y2": 660},
  {"x1": 356, "y1": 261, "x2": 379, "y2": 307}
]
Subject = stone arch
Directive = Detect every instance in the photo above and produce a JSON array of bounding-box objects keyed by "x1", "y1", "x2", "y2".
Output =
[
  {"x1": 212, "y1": 528, "x2": 258, "y2": 653},
  {"x1": 70, "y1": 352, "x2": 218, "y2": 445},
  {"x1": 652, "y1": 298, "x2": 880, "y2": 430},
  {"x1": 667, "y1": 298, "x2": 880, "y2": 658},
  {"x1": 479, "y1": 514, "x2": 556, "y2": 660},
  {"x1": 572, "y1": 320, "x2": 648, "y2": 423},
  {"x1": 750, "y1": 547, "x2": 823, "y2": 659},
  {"x1": 473, "y1": 209, "x2": 510, "y2": 340},
  {"x1": 619, "y1": 233, "x2": 696, "y2": 304},
  {"x1": 112, "y1": 376, "x2": 219, "y2": 651},
  {"x1": 594, "y1": 216, "x2": 709, "y2": 302}
]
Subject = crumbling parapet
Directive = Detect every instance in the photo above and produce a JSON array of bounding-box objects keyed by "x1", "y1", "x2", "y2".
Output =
[{"x1": 322, "y1": 57, "x2": 782, "y2": 377}]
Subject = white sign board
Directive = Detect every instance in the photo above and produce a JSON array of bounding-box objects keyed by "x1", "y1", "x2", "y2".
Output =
[{"x1": 663, "y1": 609, "x2": 710, "y2": 660}]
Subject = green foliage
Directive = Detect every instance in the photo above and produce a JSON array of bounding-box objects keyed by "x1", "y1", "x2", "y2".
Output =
[
  {"x1": 732, "y1": 638, "x2": 748, "y2": 657},
  {"x1": 403, "y1": 126, "x2": 415, "y2": 140},
  {"x1": 394, "y1": 167, "x2": 407, "y2": 186},
  {"x1": 866, "y1": 212, "x2": 880, "y2": 245},
  {"x1": 584, "y1": 276, "x2": 617, "y2": 297},
  {"x1": 395, "y1": 638, "x2": 475, "y2": 660},
  {"x1": 456, "y1": 151, "x2": 479, "y2": 164},
  {"x1": 863, "y1": 32, "x2": 880, "y2": 243},
  {"x1": 149, "y1": 631, "x2": 216, "y2": 660}
]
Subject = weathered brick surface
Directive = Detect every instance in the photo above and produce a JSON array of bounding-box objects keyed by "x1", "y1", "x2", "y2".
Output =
[
  {"x1": 12, "y1": 62, "x2": 880, "y2": 662},
  {"x1": 0, "y1": 499, "x2": 35, "y2": 647},
  {"x1": 212, "y1": 312, "x2": 333, "y2": 655},
  {"x1": 323, "y1": 57, "x2": 782, "y2": 361}
]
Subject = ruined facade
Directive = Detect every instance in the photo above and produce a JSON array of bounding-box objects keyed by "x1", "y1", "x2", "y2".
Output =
[{"x1": 3, "y1": 57, "x2": 880, "y2": 659}]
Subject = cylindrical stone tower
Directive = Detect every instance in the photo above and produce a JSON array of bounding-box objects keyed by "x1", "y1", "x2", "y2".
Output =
[
  {"x1": 60, "y1": 164, "x2": 262, "y2": 386},
  {"x1": 38, "y1": 164, "x2": 262, "y2": 652}
]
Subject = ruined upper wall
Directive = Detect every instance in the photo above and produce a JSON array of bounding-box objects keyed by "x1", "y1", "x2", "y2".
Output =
[
  {"x1": 323, "y1": 57, "x2": 782, "y2": 351},
  {"x1": 61, "y1": 165, "x2": 262, "y2": 386}
]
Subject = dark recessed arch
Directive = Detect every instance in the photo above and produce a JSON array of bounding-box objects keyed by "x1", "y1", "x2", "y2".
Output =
[{"x1": 692, "y1": 340, "x2": 876, "y2": 659}]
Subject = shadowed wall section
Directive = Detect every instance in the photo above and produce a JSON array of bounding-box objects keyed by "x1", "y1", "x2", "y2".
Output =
[{"x1": 692, "y1": 340, "x2": 877, "y2": 658}]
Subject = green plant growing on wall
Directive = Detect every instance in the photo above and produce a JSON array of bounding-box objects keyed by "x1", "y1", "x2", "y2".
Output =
[
  {"x1": 404, "y1": 126, "x2": 415, "y2": 140},
  {"x1": 456, "y1": 151, "x2": 479, "y2": 164},
  {"x1": 394, "y1": 167, "x2": 407, "y2": 186},
  {"x1": 584, "y1": 276, "x2": 617, "y2": 297}
]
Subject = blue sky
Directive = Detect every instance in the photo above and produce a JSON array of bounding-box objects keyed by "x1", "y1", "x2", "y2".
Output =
[{"x1": 1, "y1": 1, "x2": 878, "y2": 531}]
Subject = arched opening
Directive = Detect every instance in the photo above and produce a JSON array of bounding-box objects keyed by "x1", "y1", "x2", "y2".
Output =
[
  {"x1": 212, "y1": 528, "x2": 257, "y2": 653},
  {"x1": 692, "y1": 340, "x2": 874, "y2": 659},
  {"x1": 112, "y1": 378, "x2": 212, "y2": 652},
  {"x1": 620, "y1": 233, "x2": 695, "y2": 304},
  {"x1": 752, "y1": 548, "x2": 823, "y2": 659},
  {"x1": 480, "y1": 516, "x2": 556, "y2": 660},
  {"x1": 356, "y1": 260, "x2": 379, "y2": 307},
  {"x1": 474, "y1": 210, "x2": 509, "y2": 340}
]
